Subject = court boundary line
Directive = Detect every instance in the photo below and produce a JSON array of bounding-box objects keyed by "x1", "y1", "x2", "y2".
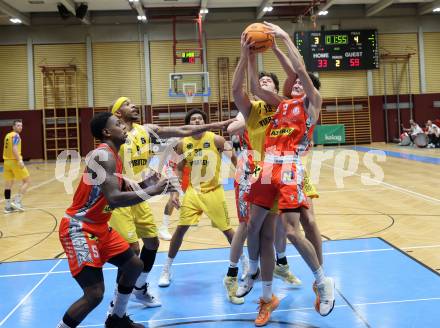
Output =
[
  {"x1": 3, "y1": 240, "x2": 440, "y2": 278},
  {"x1": 0, "y1": 176, "x2": 58, "y2": 204},
  {"x1": 379, "y1": 237, "x2": 440, "y2": 277},
  {"x1": 0, "y1": 259, "x2": 62, "y2": 326},
  {"x1": 76, "y1": 296, "x2": 440, "y2": 327},
  {"x1": 321, "y1": 162, "x2": 440, "y2": 204}
]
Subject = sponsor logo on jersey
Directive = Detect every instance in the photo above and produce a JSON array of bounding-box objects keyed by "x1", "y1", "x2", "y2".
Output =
[
  {"x1": 203, "y1": 142, "x2": 210, "y2": 148},
  {"x1": 292, "y1": 106, "x2": 300, "y2": 115},
  {"x1": 269, "y1": 127, "x2": 295, "y2": 137},
  {"x1": 186, "y1": 143, "x2": 193, "y2": 149},
  {"x1": 130, "y1": 158, "x2": 149, "y2": 167},
  {"x1": 258, "y1": 116, "x2": 272, "y2": 127},
  {"x1": 103, "y1": 205, "x2": 113, "y2": 213}
]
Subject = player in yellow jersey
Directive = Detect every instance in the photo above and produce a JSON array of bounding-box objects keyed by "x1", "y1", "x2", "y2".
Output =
[
  {"x1": 158, "y1": 108, "x2": 238, "y2": 287},
  {"x1": 3, "y1": 120, "x2": 30, "y2": 213},
  {"x1": 108, "y1": 98, "x2": 234, "y2": 308}
]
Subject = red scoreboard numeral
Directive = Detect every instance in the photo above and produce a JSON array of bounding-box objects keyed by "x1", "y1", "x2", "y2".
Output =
[
  {"x1": 349, "y1": 58, "x2": 360, "y2": 67},
  {"x1": 318, "y1": 59, "x2": 328, "y2": 68}
]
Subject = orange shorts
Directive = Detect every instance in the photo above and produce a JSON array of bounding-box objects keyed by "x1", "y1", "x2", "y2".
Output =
[
  {"x1": 59, "y1": 217, "x2": 130, "y2": 277},
  {"x1": 246, "y1": 161, "x2": 309, "y2": 211}
]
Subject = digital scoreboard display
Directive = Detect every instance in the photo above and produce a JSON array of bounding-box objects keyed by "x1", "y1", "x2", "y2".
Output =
[
  {"x1": 294, "y1": 30, "x2": 379, "y2": 71},
  {"x1": 181, "y1": 51, "x2": 196, "y2": 63}
]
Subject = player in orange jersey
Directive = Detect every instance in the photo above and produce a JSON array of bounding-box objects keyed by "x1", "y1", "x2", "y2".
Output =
[
  {"x1": 246, "y1": 22, "x2": 335, "y2": 325},
  {"x1": 57, "y1": 112, "x2": 177, "y2": 328}
]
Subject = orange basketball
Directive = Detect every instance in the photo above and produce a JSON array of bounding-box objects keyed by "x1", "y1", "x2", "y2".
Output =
[{"x1": 243, "y1": 23, "x2": 274, "y2": 53}]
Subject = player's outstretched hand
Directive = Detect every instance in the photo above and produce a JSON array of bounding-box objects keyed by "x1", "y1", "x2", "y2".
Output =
[
  {"x1": 241, "y1": 32, "x2": 256, "y2": 57},
  {"x1": 263, "y1": 21, "x2": 288, "y2": 39},
  {"x1": 211, "y1": 118, "x2": 238, "y2": 131}
]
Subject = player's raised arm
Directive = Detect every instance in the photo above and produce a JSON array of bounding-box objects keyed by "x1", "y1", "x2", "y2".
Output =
[
  {"x1": 232, "y1": 33, "x2": 253, "y2": 119},
  {"x1": 264, "y1": 21, "x2": 322, "y2": 123},
  {"x1": 144, "y1": 118, "x2": 235, "y2": 139}
]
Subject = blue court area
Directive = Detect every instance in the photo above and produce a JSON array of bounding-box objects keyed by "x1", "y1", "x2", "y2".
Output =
[
  {"x1": 1, "y1": 237, "x2": 439, "y2": 328},
  {"x1": 352, "y1": 146, "x2": 440, "y2": 165}
]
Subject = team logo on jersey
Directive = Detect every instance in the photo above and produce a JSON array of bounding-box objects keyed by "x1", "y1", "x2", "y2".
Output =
[
  {"x1": 186, "y1": 143, "x2": 193, "y2": 149},
  {"x1": 270, "y1": 127, "x2": 294, "y2": 137},
  {"x1": 140, "y1": 137, "x2": 147, "y2": 144},
  {"x1": 292, "y1": 106, "x2": 300, "y2": 116},
  {"x1": 203, "y1": 142, "x2": 210, "y2": 148},
  {"x1": 282, "y1": 171, "x2": 295, "y2": 183},
  {"x1": 283, "y1": 103, "x2": 289, "y2": 110},
  {"x1": 272, "y1": 118, "x2": 279, "y2": 128}
]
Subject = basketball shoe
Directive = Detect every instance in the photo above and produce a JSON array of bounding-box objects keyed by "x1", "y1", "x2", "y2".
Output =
[
  {"x1": 273, "y1": 263, "x2": 302, "y2": 286},
  {"x1": 223, "y1": 276, "x2": 245, "y2": 304},
  {"x1": 236, "y1": 267, "x2": 260, "y2": 297},
  {"x1": 314, "y1": 277, "x2": 335, "y2": 316},
  {"x1": 255, "y1": 294, "x2": 280, "y2": 327},
  {"x1": 105, "y1": 314, "x2": 144, "y2": 328},
  {"x1": 132, "y1": 283, "x2": 161, "y2": 307}
]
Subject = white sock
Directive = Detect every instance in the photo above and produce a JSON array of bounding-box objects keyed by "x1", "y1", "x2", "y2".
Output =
[
  {"x1": 276, "y1": 251, "x2": 286, "y2": 259},
  {"x1": 229, "y1": 261, "x2": 238, "y2": 268},
  {"x1": 5, "y1": 199, "x2": 11, "y2": 207},
  {"x1": 162, "y1": 215, "x2": 170, "y2": 227},
  {"x1": 56, "y1": 321, "x2": 71, "y2": 328},
  {"x1": 240, "y1": 253, "x2": 247, "y2": 263},
  {"x1": 164, "y1": 257, "x2": 174, "y2": 270},
  {"x1": 135, "y1": 271, "x2": 149, "y2": 288},
  {"x1": 249, "y1": 259, "x2": 259, "y2": 275},
  {"x1": 107, "y1": 287, "x2": 118, "y2": 315},
  {"x1": 313, "y1": 266, "x2": 325, "y2": 285},
  {"x1": 262, "y1": 281, "x2": 273, "y2": 302},
  {"x1": 112, "y1": 291, "x2": 131, "y2": 317}
]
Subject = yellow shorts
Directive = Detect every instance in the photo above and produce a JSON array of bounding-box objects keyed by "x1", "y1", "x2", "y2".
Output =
[
  {"x1": 3, "y1": 160, "x2": 30, "y2": 181},
  {"x1": 304, "y1": 171, "x2": 319, "y2": 199},
  {"x1": 179, "y1": 186, "x2": 231, "y2": 232},
  {"x1": 109, "y1": 201, "x2": 157, "y2": 243}
]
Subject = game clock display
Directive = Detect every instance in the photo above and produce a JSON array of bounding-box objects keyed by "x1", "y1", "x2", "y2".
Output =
[{"x1": 294, "y1": 30, "x2": 379, "y2": 71}]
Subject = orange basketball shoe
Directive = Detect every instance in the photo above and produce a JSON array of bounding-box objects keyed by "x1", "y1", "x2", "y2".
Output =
[{"x1": 255, "y1": 294, "x2": 280, "y2": 327}]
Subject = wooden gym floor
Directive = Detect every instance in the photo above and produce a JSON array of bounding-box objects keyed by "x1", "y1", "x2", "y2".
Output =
[{"x1": 1, "y1": 142, "x2": 439, "y2": 274}]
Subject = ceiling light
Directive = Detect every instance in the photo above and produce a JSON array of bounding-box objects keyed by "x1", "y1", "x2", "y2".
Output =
[
  {"x1": 129, "y1": 0, "x2": 139, "y2": 3},
  {"x1": 318, "y1": 10, "x2": 328, "y2": 15},
  {"x1": 137, "y1": 15, "x2": 146, "y2": 21},
  {"x1": 200, "y1": 8, "x2": 209, "y2": 14},
  {"x1": 263, "y1": 6, "x2": 273, "y2": 12},
  {"x1": 9, "y1": 18, "x2": 22, "y2": 24},
  {"x1": 433, "y1": 7, "x2": 440, "y2": 12}
]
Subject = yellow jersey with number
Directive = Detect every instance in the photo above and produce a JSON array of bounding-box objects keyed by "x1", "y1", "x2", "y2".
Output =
[
  {"x1": 245, "y1": 100, "x2": 277, "y2": 161},
  {"x1": 3, "y1": 131, "x2": 22, "y2": 160},
  {"x1": 119, "y1": 123, "x2": 151, "y2": 181},
  {"x1": 182, "y1": 131, "x2": 221, "y2": 193}
]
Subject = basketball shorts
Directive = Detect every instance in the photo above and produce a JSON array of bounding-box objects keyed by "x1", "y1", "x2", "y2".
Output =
[
  {"x1": 59, "y1": 217, "x2": 129, "y2": 277},
  {"x1": 234, "y1": 163, "x2": 278, "y2": 223},
  {"x1": 179, "y1": 185, "x2": 231, "y2": 231},
  {"x1": 109, "y1": 201, "x2": 157, "y2": 243},
  {"x1": 3, "y1": 160, "x2": 30, "y2": 181},
  {"x1": 247, "y1": 161, "x2": 309, "y2": 211}
]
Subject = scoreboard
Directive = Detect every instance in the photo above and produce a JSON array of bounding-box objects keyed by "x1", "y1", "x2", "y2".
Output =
[{"x1": 294, "y1": 30, "x2": 379, "y2": 71}]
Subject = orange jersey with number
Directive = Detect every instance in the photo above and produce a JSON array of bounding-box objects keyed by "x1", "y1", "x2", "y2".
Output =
[
  {"x1": 65, "y1": 143, "x2": 123, "y2": 224},
  {"x1": 264, "y1": 96, "x2": 314, "y2": 157}
]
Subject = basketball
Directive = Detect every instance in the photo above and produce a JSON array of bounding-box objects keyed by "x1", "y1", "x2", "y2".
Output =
[{"x1": 243, "y1": 23, "x2": 274, "y2": 53}]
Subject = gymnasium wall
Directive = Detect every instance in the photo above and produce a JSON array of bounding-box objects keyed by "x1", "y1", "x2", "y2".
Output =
[{"x1": 0, "y1": 13, "x2": 439, "y2": 158}]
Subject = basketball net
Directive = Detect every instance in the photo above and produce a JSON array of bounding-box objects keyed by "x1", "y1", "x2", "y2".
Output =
[{"x1": 184, "y1": 89, "x2": 194, "y2": 103}]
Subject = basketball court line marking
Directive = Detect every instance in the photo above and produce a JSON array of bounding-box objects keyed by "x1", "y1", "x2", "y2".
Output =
[
  {"x1": 0, "y1": 259, "x2": 62, "y2": 326},
  {"x1": 75, "y1": 297, "x2": 440, "y2": 327},
  {"x1": 3, "y1": 244, "x2": 440, "y2": 278},
  {"x1": 0, "y1": 176, "x2": 58, "y2": 204},
  {"x1": 321, "y1": 162, "x2": 440, "y2": 204}
]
